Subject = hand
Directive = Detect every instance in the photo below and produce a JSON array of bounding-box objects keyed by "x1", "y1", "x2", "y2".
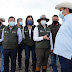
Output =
[
  {"x1": 50, "y1": 50, "x2": 53, "y2": 54},
  {"x1": 43, "y1": 34, "x2": 50, "y2": 40}
]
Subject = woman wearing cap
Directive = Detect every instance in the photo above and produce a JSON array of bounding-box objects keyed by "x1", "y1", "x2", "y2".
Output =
[
  {"x1": 33, "y1": 15, "x2": 53, "y2": 72},
  {"x1": 22, "y1": 15, "x2": 36, "y2": 72}
]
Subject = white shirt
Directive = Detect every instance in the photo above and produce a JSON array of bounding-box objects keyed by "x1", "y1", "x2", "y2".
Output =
[
  {"x1": 54, "y1": 13, "x2": 72, "y2": 60},
  {"x1": 28, "y1": 26, "x2": 32, "y2": 38},
  {"x1": 0, "y1": 26, "x2": 22, "y2": 44},
  {"x1": 17, "y1": 26, "x2": 23, "y2": 43},
  {"x1": 33, "y1": 26, "x2": 53, "y2": 50},
  {"x1": 29, "y1": 29, "x2": 31, "y2": 38},
  {"x1": 22, "y1": 26, "x2": 32, "y2": 39}
]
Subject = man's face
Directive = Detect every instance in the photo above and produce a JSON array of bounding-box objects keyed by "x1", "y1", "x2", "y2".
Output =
[
  {"x1": 17, "y1": 19, "x2": 22, "y2": 24},
  {"x1": 52, "y1": 16, "x2": 59, "y2": 22},
  {"x1": 8, "y1": 18, "x2": 15, "y2": 22},
  {"x1": 60, "y1": 8, "x2": 69, "y2": 16}
]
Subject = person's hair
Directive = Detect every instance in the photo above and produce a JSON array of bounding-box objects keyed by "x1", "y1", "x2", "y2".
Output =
[
  {"x1": 53, "y1": 15, "x2": 59, "y2": 18},
  {"x1": 17, "y1": 18, "x2": 23, "y2": 22},
  {"x1": 69, "y1": 9, "x2": 72, "y2": 13},
  {"x1": 25, "y1": 15, "x2": 34, "y2": 26},
  {"x1": 8, "y1": 16, "x2": 15, "y2": 21}
]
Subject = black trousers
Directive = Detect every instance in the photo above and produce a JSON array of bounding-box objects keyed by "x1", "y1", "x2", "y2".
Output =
[
  {"x1": 17, "y1": 44, "x2": 23, "y2": 67},
  {"x1": 4, "y1": 49, "x2": 17, "y2": 72}
]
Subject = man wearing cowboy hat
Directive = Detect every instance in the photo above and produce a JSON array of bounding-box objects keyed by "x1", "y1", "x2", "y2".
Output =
[
  {"x1": 33, "y1": 15, "x2": 53, "y2": 72},
  {"x1": 0, "y1": 17, "x2": 5, "y2": 72},
  {"x1": 53, "y1": 1, "x2": 72, "y2": 72}
]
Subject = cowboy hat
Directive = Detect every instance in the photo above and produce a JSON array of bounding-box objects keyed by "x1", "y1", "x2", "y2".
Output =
[
  {"x1": 55, "y1": 1, "x2": 72, "y2": 10},
  {"x1": 0, "y1": 17, "x2": 5, "y2": 22},
  {"x1": 37, "y1": 15, "x2": 49, "y2": 22}
]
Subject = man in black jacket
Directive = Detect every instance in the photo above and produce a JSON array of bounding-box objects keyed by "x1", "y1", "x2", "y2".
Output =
[{"x1": 48, "y1": 15, "x2": 61, "y2": 72}]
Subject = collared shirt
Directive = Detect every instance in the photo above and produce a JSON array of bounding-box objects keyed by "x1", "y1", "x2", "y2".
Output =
[
  {"x1": 16, "y1": 24, "x2": 23, "y2": 42},
  {"x1": 54, "y1": 13, "x2": 72, "y2": 60},
  {"x1": 0, "y1": 26, "x2": 22, "y2": 44},
  {"x1": 9, "y1": 26, "x2": 13, "y2": 30},
  {"x1": 28, "y1": 26, "x2": 32, "y2": 38},
  {"x1": 33, "y1": 26, "x2": 53, "y2": 50}
]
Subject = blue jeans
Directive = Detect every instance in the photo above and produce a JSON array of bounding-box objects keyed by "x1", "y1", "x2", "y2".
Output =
[
  {"x1": 59, "y1": 56, "x2": 72, "y2": 72},
  {"x1": 25, "y1": 45, "x2": 36, "y2": 61},
  {"x1": 51, "y1": 53, "x2": 58, "y2": 72},
  {"x1": 4, "y1": 49, "x2": 17, "y2": 72},
  {"x1": 0, "y1": 45, "x2": 4, "y2": 72}
]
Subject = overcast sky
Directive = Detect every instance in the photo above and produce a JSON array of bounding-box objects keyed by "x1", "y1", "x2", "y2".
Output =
[{"x1": 0, "y1": 0, "x2": 72, "y2": 26}]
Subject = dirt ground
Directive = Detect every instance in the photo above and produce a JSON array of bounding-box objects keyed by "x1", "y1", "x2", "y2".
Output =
[{"x1": 0, "y1": 50, "x2": 61, "y2": 72}]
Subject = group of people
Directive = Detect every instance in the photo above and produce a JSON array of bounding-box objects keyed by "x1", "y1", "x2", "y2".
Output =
[
  {"x1": 0, "y1": 14, "x2": 60, "y2": 72},
  {"x1": 0, "y1": 1, "x2": 72, "y2": 72}
]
